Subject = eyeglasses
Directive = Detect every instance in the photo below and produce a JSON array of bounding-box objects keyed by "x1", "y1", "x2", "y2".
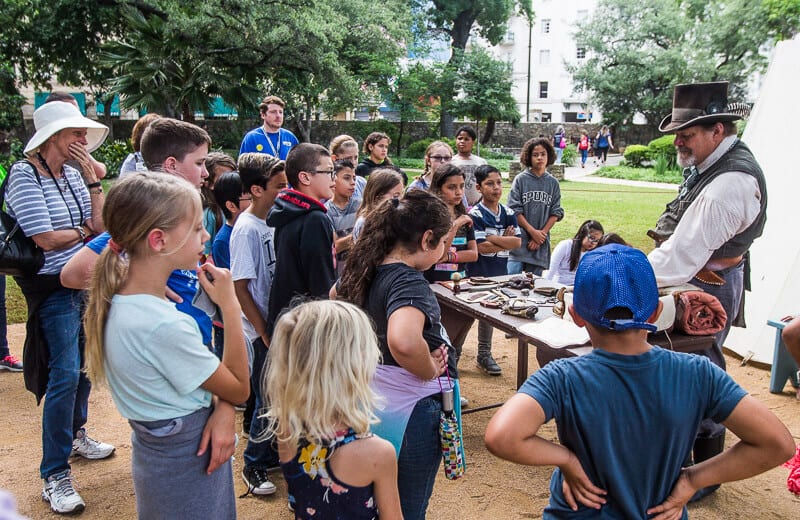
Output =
[
  {"x1": 239, "y1": 195, "x2": 252, "y2": 202},
  {"x1": 429, "y1": 155, "x2": 452, "y2": 162},
  {"x1": 308, "y1": 169, "x2": 336, "y2": 181},
  {"x1": 586, "y1": 236, "x2": 601, "y2": 244}
]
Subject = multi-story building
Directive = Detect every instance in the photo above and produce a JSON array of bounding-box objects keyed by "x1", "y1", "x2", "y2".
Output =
[{"x1": 491, "y1": 0, "x2": 601, "y2": 124}]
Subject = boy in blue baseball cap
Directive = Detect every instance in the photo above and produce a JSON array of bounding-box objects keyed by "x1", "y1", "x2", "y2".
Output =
[{"x1": 485, "y1": 244, "x2": 793, "y2": 519}]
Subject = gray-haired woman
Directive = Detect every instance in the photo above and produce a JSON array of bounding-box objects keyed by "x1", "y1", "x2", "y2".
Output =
[{"x1": 6, "y1": 101, "x2": 115, "y2": 514}]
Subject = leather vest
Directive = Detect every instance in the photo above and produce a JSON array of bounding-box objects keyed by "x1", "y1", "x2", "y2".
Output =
[{"x1": 653, "y1": 140, "x2": 767, "y2": 259}]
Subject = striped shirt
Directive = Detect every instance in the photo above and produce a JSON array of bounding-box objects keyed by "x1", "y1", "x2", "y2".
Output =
[{"x1": 6, "y1": 161, "x2": 91, "y2": 274}]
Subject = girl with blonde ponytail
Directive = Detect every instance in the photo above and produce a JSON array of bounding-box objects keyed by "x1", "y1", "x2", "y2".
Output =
[{"x1": 83, "y1": 172, "x2": 249, "y2": 519}]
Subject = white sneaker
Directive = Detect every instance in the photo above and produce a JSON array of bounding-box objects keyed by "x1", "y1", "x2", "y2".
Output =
[
  {"x1": 71, "y1": 429, "x2": 115, "y2": 460},
  {"x1": 42, "y1": 469, "x2": 85, "y2": 514}
]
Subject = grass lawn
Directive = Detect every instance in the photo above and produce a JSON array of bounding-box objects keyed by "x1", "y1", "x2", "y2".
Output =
[
  {"x1": 546, "y1": 181, "x2": 673, "y2": 252},
  {"x1": 594, "y1": 165, "x2": 683, "y2": 184},
  {"x1": 4, "y1": 179, "x2": 673, "y2": 324}
]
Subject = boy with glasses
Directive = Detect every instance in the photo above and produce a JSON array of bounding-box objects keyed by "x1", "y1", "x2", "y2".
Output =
[
  {"x1": 325, "y1": 160, "x2": 361, "y2": 276},
  {"x1": 265, "y1": 144, "x2": 336, "y2": 339}
]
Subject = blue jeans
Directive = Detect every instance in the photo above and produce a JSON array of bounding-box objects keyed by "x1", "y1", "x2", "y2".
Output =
[
  {"x1": 0, "y1": 276, "x2": 8, "y2": 358},
  {"x1": 692, "y1": 262, "x2": 743, "y2": 440},
  {"x1": 39, "y1": 288, "x2": 91, "y2": 479},
  {"x1": 555, "y1": 147, "x2": 563, "y2": 164},
  {"x1": 243, "y1": 337, "x2": 279, "y2": 469},
  {"x1": 507, "y1": 261, "x2": 544, "y2": 277},
  {"x1": 580, "y1": 149, "x2": 588, "y2": 165},
  {"x1": 398, "y1": 395, "x2": 442, "y2": 520}
]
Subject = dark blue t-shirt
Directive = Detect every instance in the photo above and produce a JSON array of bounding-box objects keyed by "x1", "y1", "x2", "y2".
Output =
[
  {"x1": 87, "y1": 232, "x2": 213, "y2": 345},
  {"x1": 211, "y1": 223, "x2": 233, "y2": 269},
  {"x1": 520, "y1": 347, "x2": 746, "y2": 519},
  {"x1": 468, "y1": 202, "x2": 520, "y2": 277}
]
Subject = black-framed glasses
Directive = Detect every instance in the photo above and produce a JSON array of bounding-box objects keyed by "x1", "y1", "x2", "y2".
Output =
[
  {"x1": 429, "y1": 155, "x2": 452, "y2": 162},
  {"x1": 308, "y1": 169, "x2": 336, "y2": 180},
  {"x1": 586, "y1": 236, "x2": 601, "y2": 244}
]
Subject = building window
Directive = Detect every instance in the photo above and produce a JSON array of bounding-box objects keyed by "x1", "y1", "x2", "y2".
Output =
[
  {"x1": 542, "y1": 19, "x2": 551, "y2": 34},
  {"x1": 504, "y1": 30, "x2": 514, "y2": 42},
  {"x1": 541, "y1": 112, "x2": 552, "y2": 123},
  {"x1": 576, "y1": 47, "x2": 586, "y2": 60},
  {"x1": 539, "y1": 81, "x2": 549, "y2": 99},
  {"x1": 539, "y1": 50, "x2": 550, "y2": 66}
]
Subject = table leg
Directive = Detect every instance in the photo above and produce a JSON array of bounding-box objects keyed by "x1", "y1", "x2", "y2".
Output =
[{"x1": 517, "y1": 338, "x2": 529, "y2": 388}]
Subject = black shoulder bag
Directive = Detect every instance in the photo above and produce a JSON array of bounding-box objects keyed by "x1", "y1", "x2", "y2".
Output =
[{"x1": 0, "y1": 161, "x2": 45, "y2": 276}]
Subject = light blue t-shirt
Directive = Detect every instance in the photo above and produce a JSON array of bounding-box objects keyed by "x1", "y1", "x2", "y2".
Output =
[
  {"x1": 87, "y1": 232, "x2": 213, "y2": 345},
  {"x1": 104, "y1": 294, "x2": 220, "y2": 421}
]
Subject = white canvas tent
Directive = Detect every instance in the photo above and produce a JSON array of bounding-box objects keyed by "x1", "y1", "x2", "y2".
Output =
[{"x1": 726, "y1": 36, "x2": 800, "y2": 365}]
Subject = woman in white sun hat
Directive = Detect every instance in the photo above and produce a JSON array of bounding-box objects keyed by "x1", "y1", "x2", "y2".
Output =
[{"x1": 5, "y1": 101, "x2": 115, "y2": 515}]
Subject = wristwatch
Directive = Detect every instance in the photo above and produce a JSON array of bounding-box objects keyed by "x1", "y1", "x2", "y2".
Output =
[{"x1": 76, "y1": 226, "x2": 86, "y2": 241}]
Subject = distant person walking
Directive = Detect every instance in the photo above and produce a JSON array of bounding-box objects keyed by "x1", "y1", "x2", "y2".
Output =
[
  {"x1": 553, "y1": 125, "x2": 567, "y2": 164},
  {"x1": 595, "y1": 125, "x2": 613, "y2": 165}
]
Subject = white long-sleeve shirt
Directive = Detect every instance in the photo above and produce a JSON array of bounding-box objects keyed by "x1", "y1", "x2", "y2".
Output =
[{"x1": 648, "y1": 136, "x2": 762, "y2": 286}]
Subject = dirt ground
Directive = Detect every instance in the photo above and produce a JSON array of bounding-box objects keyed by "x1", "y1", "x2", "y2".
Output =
[{"x1": 2, "y1": 322, "x2": 800, "y2": 519}]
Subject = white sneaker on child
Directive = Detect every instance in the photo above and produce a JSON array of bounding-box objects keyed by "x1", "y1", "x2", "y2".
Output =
[
  {"x1": 42, "y1": 469, "x2": 85, "y2": 514},
  {"x1": 71, "y1": 428, "x2": 115, "y2": 460}
]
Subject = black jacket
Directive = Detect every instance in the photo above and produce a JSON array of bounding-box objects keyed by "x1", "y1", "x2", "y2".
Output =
[{"x1": 265, "y1": 189, "x2": 335, "y2": 337}]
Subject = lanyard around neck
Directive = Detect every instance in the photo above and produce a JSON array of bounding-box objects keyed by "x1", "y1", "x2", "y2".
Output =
[{"x1": 261, "y1": 128, "x2": 281, "y2": 157}]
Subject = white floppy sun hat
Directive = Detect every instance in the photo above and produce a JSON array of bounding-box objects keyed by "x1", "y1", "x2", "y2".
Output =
[{"x1": 24, "y1": 101, "x2": 109, "y2": 156}]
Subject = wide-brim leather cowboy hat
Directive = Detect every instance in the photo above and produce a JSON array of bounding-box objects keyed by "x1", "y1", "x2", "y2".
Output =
[{"x1": 659, "y1": 81, "x2": 742, "y2": 133}]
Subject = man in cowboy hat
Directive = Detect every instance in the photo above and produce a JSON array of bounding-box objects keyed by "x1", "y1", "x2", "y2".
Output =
[{"x1": 647, "y1": 81, "x2": 767, "y2": 501}]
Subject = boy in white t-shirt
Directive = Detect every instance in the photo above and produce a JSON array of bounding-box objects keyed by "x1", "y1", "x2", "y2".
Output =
[
  {"x1": 451, "y1": 125, "x2": 487, "y2": 207},
  {"x1": 230, "y1": 152, "x2": 288, "y2": 496}
]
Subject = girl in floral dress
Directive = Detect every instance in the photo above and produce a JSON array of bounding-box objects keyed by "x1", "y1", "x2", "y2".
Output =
[{"x1": 265, "y1": 300, "x2": 402, "y2": 519}]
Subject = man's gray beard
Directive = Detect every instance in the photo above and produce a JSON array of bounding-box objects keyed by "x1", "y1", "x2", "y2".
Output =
[{"x1": 676, "y1": 152, "x2": 696, "y2": 168}]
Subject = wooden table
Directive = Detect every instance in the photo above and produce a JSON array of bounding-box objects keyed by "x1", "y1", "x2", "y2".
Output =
[
  {"x1": 431, "y1": 276, "x2": 561, "y2": 391},
  {"x1": 432, "y1": 276, "x2": 715, "y2": 414}
]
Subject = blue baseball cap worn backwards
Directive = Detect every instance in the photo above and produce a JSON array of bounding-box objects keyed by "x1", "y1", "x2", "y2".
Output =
[{"x1": 573, "y1": 244, "x2": 658, "y2": 332}]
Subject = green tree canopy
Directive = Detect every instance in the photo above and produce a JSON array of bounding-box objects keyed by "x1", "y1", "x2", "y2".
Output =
[
  {"x1": 451, "y1": 47, "x2": 520, "y2": 143},
  {"x1": 413, "y1": 0, "x2": 516, "y2": 136},
  {"x1": 572, "y1": 0, "x2": 800, "y2": 126}
]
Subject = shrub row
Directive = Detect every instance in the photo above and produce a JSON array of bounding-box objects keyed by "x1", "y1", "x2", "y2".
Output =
[{"x1": 623, "y1": 135, "x2": 677, "y2": 169}]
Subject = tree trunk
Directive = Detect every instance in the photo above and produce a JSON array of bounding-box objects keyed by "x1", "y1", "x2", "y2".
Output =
[
  {"x1": 439, "y1": 9, "x2": 477, "y2": 138},
  {"x1": 397, "y1": 119, "x2": 405, "y2": 157},
  {"x1": 99, "y1": 93, "x2": 115, "y2": 141},
  {"x1": 481, "y1": 117, "x2": 496, "y2": 145},
  {"x1": 181, "y1": 101, "x2": 194, "y2": 123}
]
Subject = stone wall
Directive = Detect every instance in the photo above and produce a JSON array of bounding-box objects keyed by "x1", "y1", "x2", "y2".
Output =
[{"x1": 18, "y1": 118, "x2": 662, "y2": 153}]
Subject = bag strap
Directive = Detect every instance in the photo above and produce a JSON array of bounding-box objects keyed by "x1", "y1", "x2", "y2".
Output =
[{"x1": 1, "y1": 160, "x2": 42, "y2": 210}]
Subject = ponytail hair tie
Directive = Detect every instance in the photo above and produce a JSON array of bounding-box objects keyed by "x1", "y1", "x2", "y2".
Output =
[{"x1": 108, "y1": 239, "x2": 123, "y2": 255}]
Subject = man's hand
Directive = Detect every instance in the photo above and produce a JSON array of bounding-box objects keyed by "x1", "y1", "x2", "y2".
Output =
[
  {"x1": 646, "y1": 469, "x2": 696, "y2": 520},
  {"x1": 502, "y1": 225, "x2": 516, "y2": 236},
  {"x1": 197, "y1": 401, "x2": 236, "y2": 474},
  {"x1": 560, "y1": 452, "x2": 607, "y2": 511}
]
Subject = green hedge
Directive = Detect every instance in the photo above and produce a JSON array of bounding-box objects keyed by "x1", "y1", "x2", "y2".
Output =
[
  {"x1": 93, "y1": 140, "x2": 133, "y2": 178},
  {"x1": 404, "y1": 137, "x2": 457, "y2": 159},
  {"x1": 623, "y1": 144, "x2": 650, "y2": 167},
  {"x1": 647, "y1": 135, "x2": 676, "y2": 168}
]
